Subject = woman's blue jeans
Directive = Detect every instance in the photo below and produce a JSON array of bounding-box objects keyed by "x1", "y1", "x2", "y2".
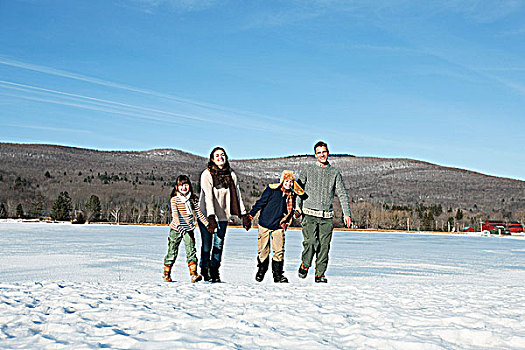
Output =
[{"x1": 199, "y1": 220, "x2": 228, "y2": 269}]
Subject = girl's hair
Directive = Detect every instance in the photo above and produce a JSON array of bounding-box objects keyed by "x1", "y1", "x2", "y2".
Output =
[
  {"x1": 207, "y1": 146, "x2": 230, "y2": 170},
  {"x1": 170, "y1": 174, "x2": 197, "y2": 199}
]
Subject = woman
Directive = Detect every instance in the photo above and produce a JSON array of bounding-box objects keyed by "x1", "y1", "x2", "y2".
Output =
[{"x1": 198, "y1": 147, "x2": 249, "y2": 282}]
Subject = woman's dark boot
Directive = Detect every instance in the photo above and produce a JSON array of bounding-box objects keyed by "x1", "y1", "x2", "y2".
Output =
[
  {"x1": 210, "y1": 266, "x2": 221, "y2": 283},
  {"x1": 272, "y1": 260, "x2": 289, "y2": 283},
  {"x1": 201, "y1": 266, "x2": 211, "y2": 282},
  {"x1": 255, "y1": 257, "x2": 269, "y2": 282}
]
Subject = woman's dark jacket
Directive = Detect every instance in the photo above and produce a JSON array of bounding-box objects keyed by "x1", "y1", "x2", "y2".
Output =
[{"x1": 249, "y1": 186, "x2": 296, "y2": 230}]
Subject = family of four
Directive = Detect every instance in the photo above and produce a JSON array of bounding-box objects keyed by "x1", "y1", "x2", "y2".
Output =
[{"x1": 162, "y1": 141, "x2": 352, "y2": 284}]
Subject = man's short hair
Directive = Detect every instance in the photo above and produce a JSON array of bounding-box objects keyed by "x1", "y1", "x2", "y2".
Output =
[{"x1": 314, "y1": 141, "x2": 329, "y2": 153}]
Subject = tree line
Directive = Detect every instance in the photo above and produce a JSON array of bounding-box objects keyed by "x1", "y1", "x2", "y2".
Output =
[{"x1": 2, "y1": 190, "x2": 523, "y2": 232}]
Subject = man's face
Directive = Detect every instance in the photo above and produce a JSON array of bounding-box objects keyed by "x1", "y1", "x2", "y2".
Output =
[{"x1": 315, "y1": 146, "x2": 329, "y2": 164}]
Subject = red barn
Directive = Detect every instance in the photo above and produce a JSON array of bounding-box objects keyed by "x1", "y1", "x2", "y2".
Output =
[
  {"x1": 508, "y1": 222, "x2": 524, "y2": 234},
  {"x1": 482, "y1": 220, "x2": 523, "y2": 234}
]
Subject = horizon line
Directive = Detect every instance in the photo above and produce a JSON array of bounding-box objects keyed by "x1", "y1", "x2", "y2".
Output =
[{"x1": 1, "y1": 141, "x2": 523, "y2": 182}]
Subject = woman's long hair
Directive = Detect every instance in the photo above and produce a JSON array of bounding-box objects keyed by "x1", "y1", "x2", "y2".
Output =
[
  {"x1": 207, "y1": 146, "x2": 232, "y2": 187},
  {"x1": 207, "y1": 146, "x2": 230, "y2": 169},
  {"x1": 170, "y1": 175, "x2": 197, "y2": 200}
]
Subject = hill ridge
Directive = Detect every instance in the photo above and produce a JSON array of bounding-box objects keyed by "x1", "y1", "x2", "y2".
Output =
[{"x1": 1, "y1": 142, "x2": 523, "y2": 228}]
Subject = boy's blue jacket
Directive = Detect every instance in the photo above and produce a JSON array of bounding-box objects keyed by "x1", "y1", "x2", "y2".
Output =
[{"x1": 249, "y1": 186, "x2": 297, "y2": 230}]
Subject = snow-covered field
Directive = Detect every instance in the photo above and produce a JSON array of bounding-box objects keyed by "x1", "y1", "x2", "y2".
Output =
[{"x1": 1, "y1": 222, "x2": 524, "y2": 349}]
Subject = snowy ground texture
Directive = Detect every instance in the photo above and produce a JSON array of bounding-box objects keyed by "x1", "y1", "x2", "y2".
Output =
[{"x1": 1, "y1": 222, "x2": 524, "y2": 349}]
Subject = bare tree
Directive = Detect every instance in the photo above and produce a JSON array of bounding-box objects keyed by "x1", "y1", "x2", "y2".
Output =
[{"x1": 110, "y1": 207, "x2": 121, "y2": 224}]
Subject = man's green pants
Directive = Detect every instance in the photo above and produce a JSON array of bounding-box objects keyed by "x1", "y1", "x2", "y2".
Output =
[
  {"x1": 300, "y1": 214, "x2": 333, "y2": 276},
  {"x1": 164, "y1": 228, "x2": 197, "y2": 265}
]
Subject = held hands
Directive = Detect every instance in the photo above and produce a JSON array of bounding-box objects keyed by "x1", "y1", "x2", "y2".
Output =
[
  {"x1": 207, "y1": 215, "x2": 218, "y2": 233},
  {"x1": 343, "y1": 215, "x2": 352, "y2": 228},
  {"x1": 242, "y1": 215, "x2": 252, "y2": 231}
]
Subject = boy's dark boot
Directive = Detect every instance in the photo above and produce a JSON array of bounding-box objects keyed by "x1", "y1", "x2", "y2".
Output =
[
  {"x1": 255, "y1": 257, "x2": 269, "y2": 282},
  {"x1": 298, "y1": 263, "x2": 309, "y2": 279},
  {"x1": 163, "y1": 264, "x2": 173, "y2": 282},
  {"x1": 272, "y1": 260, "x2": 289, "y2": 283},
  {"x1": 315, "y1": 275, "x2": 328, "y2": 283},
  {"x1": 210, "y1": 266, "x2": 221, "y2": 283},
  {"x1": 201, "y1": 266, "x2": 211, "y2": 282}
]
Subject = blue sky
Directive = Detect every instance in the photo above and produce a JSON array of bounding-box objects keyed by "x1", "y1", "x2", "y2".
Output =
[{"x1": 1, "y1": 0, "x2": 524, "y2": 180}]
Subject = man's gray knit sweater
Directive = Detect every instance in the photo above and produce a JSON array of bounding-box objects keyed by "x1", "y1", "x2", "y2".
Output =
[{"x1": 296, "y1": 162, "x2": 352, "y2": 218}]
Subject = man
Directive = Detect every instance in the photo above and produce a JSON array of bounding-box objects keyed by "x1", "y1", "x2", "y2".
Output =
[{"x1": 296, "y1": 141, "x2": 352, "y2": 283}]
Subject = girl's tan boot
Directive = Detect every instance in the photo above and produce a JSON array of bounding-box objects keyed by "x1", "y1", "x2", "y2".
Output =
[
  {"x1": 163, "y1": 264, "x2": 173, "y2": 282},
  {"x1": 188, "y1": 261, "x2": 202, "y2": 283}
]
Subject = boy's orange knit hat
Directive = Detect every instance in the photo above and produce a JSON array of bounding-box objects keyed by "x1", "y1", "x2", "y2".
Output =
[{"x1": 269, "y1": 170, "x2": 304, "y2": 195}]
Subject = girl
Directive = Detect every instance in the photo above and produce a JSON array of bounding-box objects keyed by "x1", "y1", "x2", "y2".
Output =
[
  {"x1": 198, "y1": 147, "x2": 249, "y2": 283},
  {"x1": 163, "y1": 175, "x2": 213, "y2": 283}
]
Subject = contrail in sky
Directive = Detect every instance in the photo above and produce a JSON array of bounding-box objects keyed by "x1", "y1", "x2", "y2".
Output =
[
  {"x1": 0, "y1": 57, "x2": 286, "y2": 125},
  {"x1": 0, "y1": 80, "x2": 284, "y2": 133},
  {"x1": 0, "y1": 80, "x2": 213, "y2": 123}
]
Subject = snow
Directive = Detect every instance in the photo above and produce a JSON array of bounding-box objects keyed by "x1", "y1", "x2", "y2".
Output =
[{"x1": 1, "y1": 222, "x2": 524, "y2": 349}]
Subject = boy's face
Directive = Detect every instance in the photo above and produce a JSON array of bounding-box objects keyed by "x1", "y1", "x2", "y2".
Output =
[
  {"x1": 282, "y1": 179, "x2": 293, "y2": 190},
  {"x1": 178, "y1": 183, "x2": 190, "y2": 196},
  {"x1": 315, "y1": 146, "x2": 329, "y2": 164}
]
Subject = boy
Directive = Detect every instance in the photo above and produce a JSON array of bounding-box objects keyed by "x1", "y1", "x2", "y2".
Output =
[{"x1": 244, "y1": 170, "x2": 304, "y2": 283}]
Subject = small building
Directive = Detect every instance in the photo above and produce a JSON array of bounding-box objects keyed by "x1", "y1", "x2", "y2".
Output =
[{"x1": 482, "y1": 220, "x2": 523, "y2": 235}]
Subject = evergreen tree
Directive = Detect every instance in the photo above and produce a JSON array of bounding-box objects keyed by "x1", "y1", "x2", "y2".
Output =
[
  {"x1": 422, "y1": 211, "x2": 435, "y2": 231},
  {"x1": 141, "y1": 205, "x2": 149, "y2": 223},
  {"x1": 51, "y1": 191, "x2": 72, "y2": 221},
  {"x1": 14, "y1": 177, "x2": 26, "y2": 190},
  {"x1": 431, "y1": 204, "x2": 443, "y2": 217},
  {"x1": 16, "y1": 203, "x2": 24, "y2": 218},
  {"x1": 73, "y1": 211, "x2": 86, "y2": 224},
  {"x1": 85, "y1": 195, "x2": 102, "y2": 222},
  {"x1": 455, "y1": 209, "x2": 464, "y2": 221},
  {"x1": 447, "y1": 217, "x2": 455, "y2": 231},
  {"x1": 0, "y1": 203, "x2": 8, "y2": 218},
  {"x1": 31, "y1": 194, "x2": 46, "y2": 218}
]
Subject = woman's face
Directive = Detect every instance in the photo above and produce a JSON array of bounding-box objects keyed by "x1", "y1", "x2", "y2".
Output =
[
  {"x1": 212, "y1": 149, "x2": 226, "y2": 168},
  {"x1": 282, "y1": 179, "x2": 293, "y2": 190},
  {"x1": 178, "y1": 183, "x2": 190, "y2": 196}
]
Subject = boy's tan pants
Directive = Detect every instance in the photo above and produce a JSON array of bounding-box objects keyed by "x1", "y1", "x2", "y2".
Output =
[{"x1": 257, "y1": 226, "x2": 285, "y2": 262}]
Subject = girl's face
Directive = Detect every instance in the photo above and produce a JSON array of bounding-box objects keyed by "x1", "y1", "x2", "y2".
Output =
[
  {"x1": 178, "y1": 183, "x2": 190, "y2": 196},
  {"x1": 212, "y1": 149, "x2": 226, "y2": 168},
  {"x1": 282, "y1": 179, "x2": 293, "y2": 190}
]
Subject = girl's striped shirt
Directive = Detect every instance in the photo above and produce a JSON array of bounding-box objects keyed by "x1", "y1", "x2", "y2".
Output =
[{"x1": 169, "y1": 194, "x2": 209, "y2": 232}]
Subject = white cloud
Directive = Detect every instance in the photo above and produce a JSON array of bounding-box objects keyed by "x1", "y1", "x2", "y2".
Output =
[
  {"x1": 240, "y1": 0, "x2": 524, "y2": 29},
  {"x1": 128, "y1": 0, "x2": 219, "y2": 13},
  {"x1": 437, "y1": 0, "x2": 524, "y2": 23},
  {"x1": 3, "y1": 123, "x2": 92, "y2": 134}
]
